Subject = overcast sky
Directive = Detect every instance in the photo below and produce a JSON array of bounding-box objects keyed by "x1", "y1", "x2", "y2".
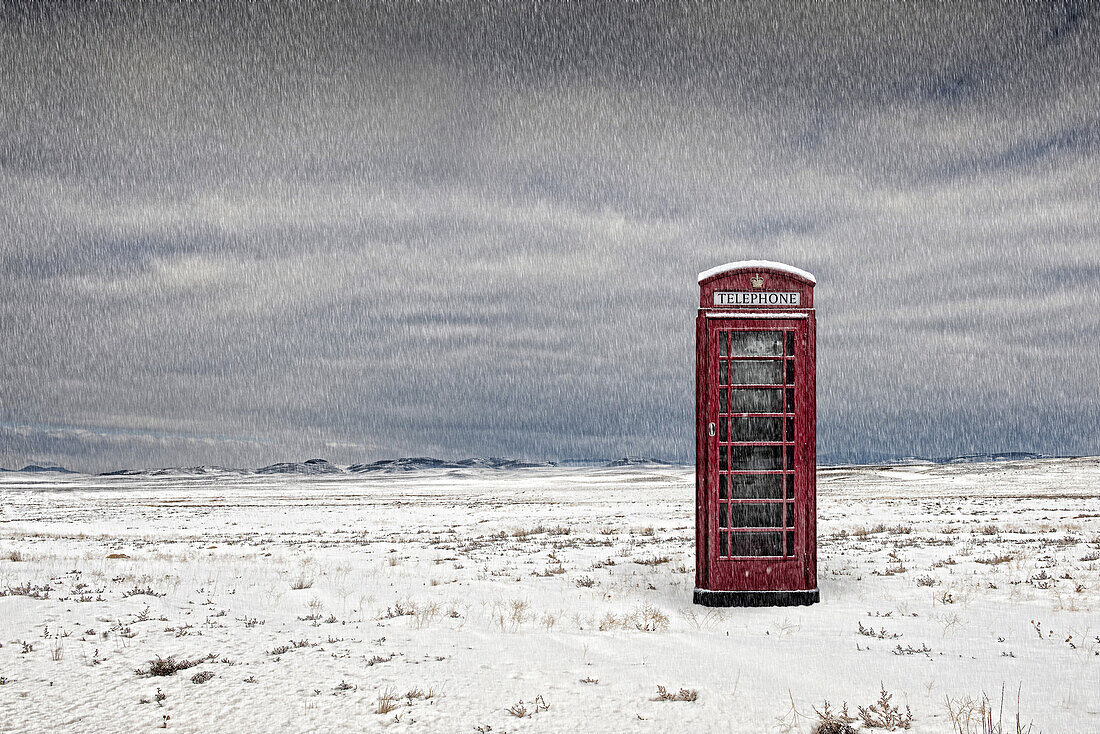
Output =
[{"x1": 2, "y1": 2, "x2": 1098, "y2": 471}]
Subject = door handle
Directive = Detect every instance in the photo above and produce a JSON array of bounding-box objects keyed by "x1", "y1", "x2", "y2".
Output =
[{"x1": 708, "y1": 422, "x2": 716, "y2": 437}]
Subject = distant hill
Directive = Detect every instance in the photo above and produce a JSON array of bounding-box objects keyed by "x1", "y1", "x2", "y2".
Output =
[
  {"x1": 255, "y1": 458, "x2": 342, "y2": 475},
  {"x1": 347, "y1": 457, "x2": 556, "y2": 472},
  {"x1": 99, "y1": 466, "x2": 247, "y2": 476},
  {"x1": 819, "y1": 451, "x2": 1060, "y2": 467},
  {"x1": 555, "y1": 457, "x2": 681, "y2": 467},
  {"x1": 931, "y1": 452, "x2": 1052, "y2": 464},
  {"x1": 603, "y1": 457, "x2": 675, "y2": 467},
  {"x1": 86, "y1": 457, "x2": 561, "y2": 476},
  {"x1": 42, "y1": 451, "x2": 1073, "y2": 478},
  {"x1": 0, "y1": 464, "x2": 77, "y2": 474}
]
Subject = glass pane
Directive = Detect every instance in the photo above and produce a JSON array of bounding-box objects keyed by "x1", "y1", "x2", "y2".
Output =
[
  {"x1": 786, "y1": 388, "x2": 794, "y2": 412},
  {"x1": 728, "y1": 331, "x2": 783, "y2": 356},
  {"x1": 785, "y1": 531, "x2": 794, "y2": 556},
  {"x1": 786, "y1": 360, "x2": 794, "y2": 384},
  {"x1": 786, "y1": 502, "x2": 795, "y2": 527},
  {"x1": 731, "y1": 361, "x2": 783, "y2": 385},
  {"x1": 785, "y1": 332, "x2": 794, "y2": 356},
  {"x1": 719, "y1": 418, "x2": 728, "y2": 442},
  {"x1": 729, "y1": 389, "x2": 783, "y2": 413},
  {"x1": 785, "y1": 445, "x2": 793, "y2": 469},
  {"x1": 718, "y1": 474, "x2": 728, "y2": 499},
  {"x1": 728, "y1": 531, "x2": 783, "y2": 556},
  {"x1": 719, "y1": 388, "x2": 728, "y2": 413},
  {"x1": 719, "y1": 532, "x2": 728, "y2": 557},
  {"x1": 719, "y1": 361, "x2": 728, "y2": 385},
  {"x1": 730, "y1": 417, "x2": 782, "y2": 442},
  {"x1": 730, "y1": 503, "x2": 784, "y2": 527},
  {"x1": 731, "y1": 446, "x2": 783, "y2": 470},
  {"x1": 719, "y1": 503, "x2": 728, "y2": 528},
  {"x1": 785, "y1": 417, "x2": 794, "y2": 442},
  {"x1": 718, "y1": 446, "x2": 728, "y2": 471},
  {"x1": 785, "y1": 475, "x2": 795, "y2": 499},
  {"x1": 719, "y1": 332, "x2": 728, "y2": 357},
  {"x1": 730, "y1": 474, "x2": 783, "y2": 499}
]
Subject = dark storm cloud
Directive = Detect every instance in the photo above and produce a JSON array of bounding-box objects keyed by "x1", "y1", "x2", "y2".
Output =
[{"x1": 2, "y1": 1, "x2": 1098, "y2": 471}]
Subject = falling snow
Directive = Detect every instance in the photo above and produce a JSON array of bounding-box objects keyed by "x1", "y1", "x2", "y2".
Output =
[{"x1": 0, "y1": 5, "x2": 1098, "y2": 731}]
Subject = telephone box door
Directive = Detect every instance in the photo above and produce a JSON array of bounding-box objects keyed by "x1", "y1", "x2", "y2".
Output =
[{"x1": 703, "y1": 316, "x2": 816, "y2": 592}]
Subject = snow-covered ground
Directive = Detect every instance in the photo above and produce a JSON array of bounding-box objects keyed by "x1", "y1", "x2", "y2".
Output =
[{"x1": 1, "y1": 458, "x2": 1098, "y2": 733}]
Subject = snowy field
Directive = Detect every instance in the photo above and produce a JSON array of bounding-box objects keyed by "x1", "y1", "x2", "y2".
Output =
[{"x1": 1, "y1": 458, "x2": 1098, "y2": 733}]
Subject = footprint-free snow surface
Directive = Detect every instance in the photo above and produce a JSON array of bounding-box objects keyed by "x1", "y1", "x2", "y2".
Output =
[{"x1": 1, "y1": 459, "x2": 1098, "y2": 732}]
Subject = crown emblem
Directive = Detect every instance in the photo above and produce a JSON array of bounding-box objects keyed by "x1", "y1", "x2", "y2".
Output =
[{"x1": 750, "y1": 274, "x2": 765, "y2": 288}]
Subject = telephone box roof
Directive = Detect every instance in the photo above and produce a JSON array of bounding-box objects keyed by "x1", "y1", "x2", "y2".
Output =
[{"x1": 697, "y1": 260, "x2": 816, "y2": 285}]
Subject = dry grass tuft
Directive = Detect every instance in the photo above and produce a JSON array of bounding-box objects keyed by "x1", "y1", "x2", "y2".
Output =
[
  {"x1": 974, "y1": 554, "x2": 1015, "y2": 565},
  {"x1": 634, "y1": 555, "x2": 671, "y2": 566},
  {"x1": 635, "y1": 604, "x2": 670, "y2": 631},
  {"x1": 852, "y1": 524, "x2": 912, "y2": 537},
  {"x1": 945, "y1": 685, "x2": 1034, "y2": 734},
  {"x1": 513, "y1": 525, "x2": 571, "y2": 539},
  {"x1": 507, "y1": 694, "x2": 550, "y2": 717},
  {"x1": 597, "y1": 604, "x2": 670, "y2": 632},
  {"x1": 374, "y1": 688, "x2": 400, "y2": 714},
  {"x1": 413, "y1": 601, "x2": 440, "y2": 629},
  {"x1": 289, "y1": 575, "x2": 314, "y2": 590},
  {"x1": 654, "y1": 685, "x2": 698, "y2": 702}
]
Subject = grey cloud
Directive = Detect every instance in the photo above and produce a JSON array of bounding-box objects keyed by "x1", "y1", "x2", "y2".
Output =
[{"x1": 1, "y1": 2, "x2": 1098, "y2": 471}]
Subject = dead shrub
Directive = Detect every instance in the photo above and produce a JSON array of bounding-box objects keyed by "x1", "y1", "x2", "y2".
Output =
[
  {"x1": 858, "y1": 684, "x2": 913, "y2": 730},
  {"x1": 813, "y1": 700, "x2": 857, "y2": 734},
  {"x1": 136, "y1": 656, "x2": 200, "y2": 677},
  {"x1": 122, "y1": 586, "x2": 167, "y2": 598},
  {"x1": 509, "y1": 599, "x2": 531, "y2": 626},
  {"x1": 1, "y1": 582, "x2": 51, "y2": 599}
]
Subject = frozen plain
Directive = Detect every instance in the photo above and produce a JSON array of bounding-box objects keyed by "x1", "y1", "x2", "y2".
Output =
[{"x1": 1, "y1": 458, "x2": 1098, "y2": 733}]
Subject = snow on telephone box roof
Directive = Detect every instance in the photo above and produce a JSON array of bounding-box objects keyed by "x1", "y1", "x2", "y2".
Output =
[
  {"x1": 697, "y1": 260, "x2": 817, "y2": 284},
  {"x1": 698, "y1": 260, "x2": 816, "y2": 310}
]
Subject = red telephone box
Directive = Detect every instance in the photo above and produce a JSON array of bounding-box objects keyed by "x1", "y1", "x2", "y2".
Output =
[{"x1": 694, "y1": 261, "x2": 818, "y2": 607}]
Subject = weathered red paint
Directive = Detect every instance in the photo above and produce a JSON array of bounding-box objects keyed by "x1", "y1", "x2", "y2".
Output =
[{"x1": 694, "y1": 262, "x2": 818, "y2": 606}]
